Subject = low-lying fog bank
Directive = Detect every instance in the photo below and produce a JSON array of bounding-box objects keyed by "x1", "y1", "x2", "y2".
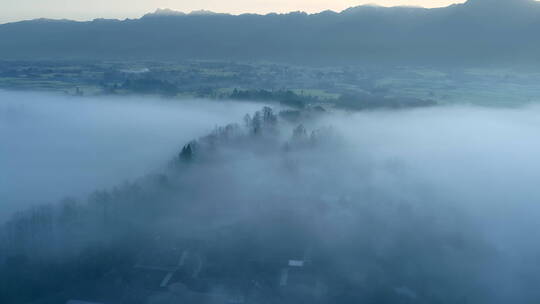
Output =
[
  {"x1": 321, "y1": 106, "x2": 540, "y2": 271},
  {"x1": 0, "y1": 90, "x2": 262, "y2": 222},
  {"x1": 2, "y1": 90, "x2": 540, "y2": 303}
]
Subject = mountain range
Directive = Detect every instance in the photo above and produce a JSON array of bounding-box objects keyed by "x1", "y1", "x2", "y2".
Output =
[{"x1": 0, "y1": 0, "x2": 539, "y2": 65}]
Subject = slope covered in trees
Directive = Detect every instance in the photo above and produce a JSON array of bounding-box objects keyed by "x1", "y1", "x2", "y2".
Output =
[{"x1": 2, "y1": 106, "x2": 537, "y2": 304}]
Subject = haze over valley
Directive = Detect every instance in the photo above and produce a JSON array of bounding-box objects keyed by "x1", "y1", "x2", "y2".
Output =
[
  {"x1": 0, "y1": 90, "x2": 261, "y2": 222},
  {"x1": 1, "y1": 0, "x2": 540, "y2": 303}
]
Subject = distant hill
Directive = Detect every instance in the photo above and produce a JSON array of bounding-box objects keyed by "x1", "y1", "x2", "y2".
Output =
[{"x1": 0, "y1": 0, "x2": 539, "y2": 66}]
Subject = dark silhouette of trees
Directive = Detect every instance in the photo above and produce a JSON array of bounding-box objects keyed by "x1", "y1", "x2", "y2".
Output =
[
  {"x1": 230, "y1": 89, "x2": 310, "y2": 109},
  {"x1": 121, "y1": 78, "x2": 178, "y2": 96},
  {"x1": 337, "y1": 93, "x2": 437, "y2": 110},
  {"x1": 292, "y1": 124, "x2": 308, "y2": 141},
  {"x1": 179, "y1": 142, "x2": 195, "y2": 162}
]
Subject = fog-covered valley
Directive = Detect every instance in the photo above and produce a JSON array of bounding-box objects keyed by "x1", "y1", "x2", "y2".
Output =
[
  {"x1": 2, "y1": 0, "x2": 540, "y2": 303},
  {"x1": 2, "y1": 89, "x2": 540, "y2": 303}
]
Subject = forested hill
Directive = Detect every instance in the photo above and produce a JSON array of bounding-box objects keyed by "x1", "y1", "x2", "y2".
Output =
[
  {"x1": 1, "y1": 0, "x2": 539, "y2": 66},
  {"x1": 0, "y1": 107, "x2": 503, "y2": 304}
]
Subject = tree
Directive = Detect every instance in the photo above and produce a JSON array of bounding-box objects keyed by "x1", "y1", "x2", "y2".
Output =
[
  {"x1": 251, "y1": 112, "x2": 262, "y2": 135},
  {"x1": 262, "y1": 106, "x2": 277, "y2": 126},
  {"x1": 292, "y1": 124, "x2": 308, "y2": 141},
  {"x1": 179, "y1": 143, "x2": 194, "y2": 162},
  {"x1": 243, "y1": 114, "x2": 252, "y2": 129}
]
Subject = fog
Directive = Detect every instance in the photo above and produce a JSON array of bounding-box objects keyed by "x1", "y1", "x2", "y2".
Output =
[
  {"x1": 322, "y1": 107, "x2": 540, "y2": 290},
  {"x1": 0, "y1": 90, "x2": 262, "y2": 222},
  {"x1": 325, "y1": 106, "x2": 540, "y2": 246},
  {"x1": 2, "y1": 92, "x2": 540, "y2": 303}
]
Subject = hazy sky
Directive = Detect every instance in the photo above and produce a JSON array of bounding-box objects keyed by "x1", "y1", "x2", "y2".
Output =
[{"x1": 1, "y1": 0, "x2": 465, "y2": 23}]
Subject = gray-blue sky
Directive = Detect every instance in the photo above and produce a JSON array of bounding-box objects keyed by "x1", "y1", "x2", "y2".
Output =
[{"x1": 1, "y1": 0, "x2": 465, "y2": 24}]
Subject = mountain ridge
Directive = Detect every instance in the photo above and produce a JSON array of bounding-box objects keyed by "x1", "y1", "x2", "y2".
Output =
[
  {"x1": 1, "y1": 0, "x2": 539, "y2": 66},
  {"x1": 4, "y1": 0, "x2": 540, "y2": 25}
]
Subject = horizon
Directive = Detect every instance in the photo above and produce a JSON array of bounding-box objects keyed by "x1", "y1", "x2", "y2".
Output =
[{"x1": 2, "y1": 0, "x2": 467, "y2": 24}]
